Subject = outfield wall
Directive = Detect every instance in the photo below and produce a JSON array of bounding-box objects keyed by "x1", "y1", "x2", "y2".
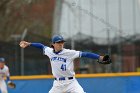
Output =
[{"x1": 6, "y1": 72, "x2": 140, "y2": 93}]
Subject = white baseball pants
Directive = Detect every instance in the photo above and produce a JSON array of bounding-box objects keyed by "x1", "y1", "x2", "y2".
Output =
[
  {"x1": 0, "y1": 80, "x2": 8, "y2": 93},
  {"x1": 49, "y1": 78, "x2": 85, "y2": 93}
]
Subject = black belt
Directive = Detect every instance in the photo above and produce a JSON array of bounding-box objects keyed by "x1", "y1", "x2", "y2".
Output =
[{"x1": 55, "y1": 77, "x2": 73, "y2": 81}]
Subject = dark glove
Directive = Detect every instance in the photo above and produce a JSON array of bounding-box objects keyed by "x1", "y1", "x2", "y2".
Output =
[
  {"x1": 98, "y1": 55, "x2": 112, "y2": 64},
  {"x1": 8, "y1": 81, "x2": 16, "y2": 88}
]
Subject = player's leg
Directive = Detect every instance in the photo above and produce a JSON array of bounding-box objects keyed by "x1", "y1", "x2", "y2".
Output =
[
  {"x1": 49, "y1": 81, "x2": 63, "y2": 93},
  {"x1": 49, "y1": 87, "x2": 62, "y2": 93},
  {"x1": 0, "y1": 80, "x2": 8, "y2": 93},
  {"x1": 66, "y1": 79, "x2": 85, "y2": 93}
]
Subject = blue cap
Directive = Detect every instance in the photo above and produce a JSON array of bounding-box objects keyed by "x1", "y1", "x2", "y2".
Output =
[
  {"x1": 52, "y1": 35, "x2": 65, "y2": 43},
  {"x1": 0, "y1": 58, "x2": 5, "y2": 62}
]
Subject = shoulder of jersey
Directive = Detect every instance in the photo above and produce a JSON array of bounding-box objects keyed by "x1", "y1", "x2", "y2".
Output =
[
  {"x1": 44, "y1": 46, "x2": 53, "y2": 51},
  {"x1": 61, "y1": 48, "x2": 75, "y2": 54},
  {"x1": 64, "y1": 49, "x2": 76, "y2": 52},
  {"x1": 4, "y1": 65, "x2": 9, "y2": 70}
]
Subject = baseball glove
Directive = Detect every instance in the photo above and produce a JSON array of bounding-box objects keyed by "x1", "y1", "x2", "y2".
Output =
[
  {"x1": 97, "y1": 55, "x2": 112, "y2": 64},
  {"x1": 8, "y1": 81, "x2": 16, "y2": 88}
]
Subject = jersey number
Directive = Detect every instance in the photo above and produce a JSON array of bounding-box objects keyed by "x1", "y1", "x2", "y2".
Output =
[{"x1": 61, "y1": 64, "x2": 66, "y2": 71}]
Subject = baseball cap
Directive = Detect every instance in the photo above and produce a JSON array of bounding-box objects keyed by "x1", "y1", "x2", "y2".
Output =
[
  {"x1": 52, "y1": 35, "x2": 65, "y2": 43},
  {"x1": 0, "y1": 58, "x2": 5, "y2": 62}
]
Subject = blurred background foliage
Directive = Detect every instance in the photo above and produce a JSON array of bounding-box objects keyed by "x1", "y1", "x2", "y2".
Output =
[
  {"x1": 0, "y1": 0, "x2": 55, "y2": 75},
  {"x1": 0, "y1": 0, "x2": 54, "y2": 41}
]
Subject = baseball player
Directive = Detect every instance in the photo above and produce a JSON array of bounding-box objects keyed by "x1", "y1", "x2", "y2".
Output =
[
  {"x1": 19, "y1": 35, "x2": 111, "y2": 93},
  {"x1": 0, "y1": 58, "x2": 15, "y2": 93}
]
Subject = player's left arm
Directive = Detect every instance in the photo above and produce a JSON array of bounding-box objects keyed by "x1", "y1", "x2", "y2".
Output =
[{"x1": 80, "y1": 52, "x2": 111, "y2": 64}]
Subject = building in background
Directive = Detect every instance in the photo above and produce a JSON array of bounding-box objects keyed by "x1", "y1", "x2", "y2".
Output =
[{"x1": 53, "y1": 0, "x2": 140, "y2": 73}]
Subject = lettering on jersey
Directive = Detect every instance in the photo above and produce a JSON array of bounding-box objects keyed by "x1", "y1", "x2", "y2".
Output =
[{"x1": 51, "y1": 57, "x2": 67, "y2": 63}]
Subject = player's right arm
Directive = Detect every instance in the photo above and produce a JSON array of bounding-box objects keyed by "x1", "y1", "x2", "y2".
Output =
[{"x1": 19, "y1": 41, "x2": 45, "y2": 49}]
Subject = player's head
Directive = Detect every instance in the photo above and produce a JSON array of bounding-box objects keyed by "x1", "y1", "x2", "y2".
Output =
[
  {"x1": 51, "y1": 35, "x2": 65, "y2": 51},
  {"x1": 52, "y1": 35, "x2": 65, "y2": 43},
  {"x1": 0, "y1": 58, "x2": 5, "y2": 68}
]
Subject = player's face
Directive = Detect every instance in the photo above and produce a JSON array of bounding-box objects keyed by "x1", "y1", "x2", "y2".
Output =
[
  {"x1": 53, "y1": 41, "x2": 64, "y2": 51},
  {"x1": 0, "y1": 62, "x2": 5, "y2": 68}
]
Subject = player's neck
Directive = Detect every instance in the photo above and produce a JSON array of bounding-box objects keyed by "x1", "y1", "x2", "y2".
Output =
[
  {"x1": 54, "y1": 48, "x2": 63, "y2": 52},
  {"x1": 54, "y1": 49, "x2": 62, "y2": 52},
  {"x1": 54, "y1": 48, "x2": 63, "y2": 54}
]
